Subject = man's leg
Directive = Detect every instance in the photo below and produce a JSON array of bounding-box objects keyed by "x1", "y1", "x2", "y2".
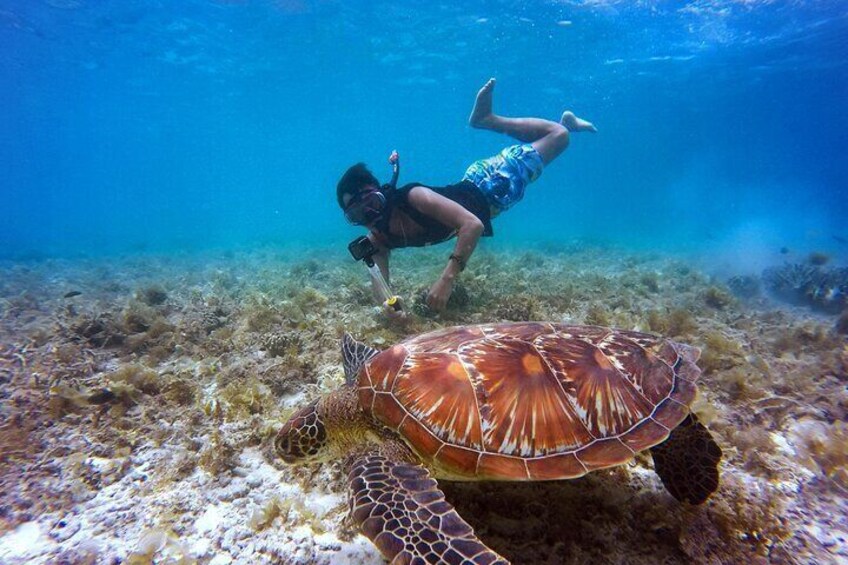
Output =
[{"x1": 468, "y1": 78, "x2": 596, "y2": 165}]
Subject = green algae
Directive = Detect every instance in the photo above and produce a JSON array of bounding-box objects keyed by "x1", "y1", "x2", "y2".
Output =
[
  {"x1": 798, "y1": 420, "x2": 848, "y2": 489},
  {"x1": 638, "y1": 272, "x2": 660, "y2": 293},
  {"x1": 699, "y1": 331, "x2": 745, "y2": 374},
  {"x1": 584, "y1": 303, "x2": 612, "y2": 326},
  {"x1": 217, "y1": 377, "x2": 276, "y2": 420},
  {"x1": 495, "y1": 293, "x2": 540, "y2": 321},
  {"x1": 198, "y1": 430, "x2": 237, "y2": 476},
  {"x1": 645, "y1": 308, "x2": 698, "y2": 338},
  {"x1": 243, "y1": 294, "x2": 285, "y2": 332},
  {"x1": 108, "y1": 364, "x2": 162, "y2": 396},
  {"x1": 703, "y1": 286, "x2": 735, "y2": 310},
  {"x1": 136, "y1": 285, "x2": 168, "y2": 306}
]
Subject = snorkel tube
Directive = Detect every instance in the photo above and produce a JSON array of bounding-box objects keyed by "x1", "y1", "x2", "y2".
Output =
[{"x1": 386, "y1": 149, "x2": 400, "y2": 191}]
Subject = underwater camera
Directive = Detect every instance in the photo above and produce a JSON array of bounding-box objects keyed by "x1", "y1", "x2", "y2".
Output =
[
  {"x1": 348, "y1": 235, "x2": 378, "y2": 266},
  {"x1": 348, "y1": 236, "x2": 403, "y2": 313}
]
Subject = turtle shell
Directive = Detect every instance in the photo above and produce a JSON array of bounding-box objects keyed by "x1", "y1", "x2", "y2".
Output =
[{"x1": 356, "y1": 323, "x2": 702, "y2": 481}]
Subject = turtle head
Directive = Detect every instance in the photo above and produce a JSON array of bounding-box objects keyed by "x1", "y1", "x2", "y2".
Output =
[{"x1": 275, "y1": 399, "x2": 328, "y2": 464}]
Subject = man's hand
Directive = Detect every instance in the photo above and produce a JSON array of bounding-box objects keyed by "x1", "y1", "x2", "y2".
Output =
[
  {"x1": 382, "y1": 296, "x2": 407, "y2": 320},
  {"x1": 382, "y1": 296, "x2": 409, "y2": 324},
  {"x1": 426, "y1": 274, "x2": 454, "y2": 312},
  {"x1": 388, "y1": 150, "x2": 399, "y2": 165}
]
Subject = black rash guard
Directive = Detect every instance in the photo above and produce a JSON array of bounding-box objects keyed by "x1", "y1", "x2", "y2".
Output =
[{"x1": 375, "y1": 181, "x2": 493, "y2": 249}]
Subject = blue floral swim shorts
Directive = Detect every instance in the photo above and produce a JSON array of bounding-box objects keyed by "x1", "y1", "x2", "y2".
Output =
[{"x1": 462, "y1": 144, "x2": 544, "y2": 213}]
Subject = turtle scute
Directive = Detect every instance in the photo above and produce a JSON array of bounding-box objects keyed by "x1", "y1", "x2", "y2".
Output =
[{"x1": 360, "y1": 323, "x2": 704, "y2": 480}]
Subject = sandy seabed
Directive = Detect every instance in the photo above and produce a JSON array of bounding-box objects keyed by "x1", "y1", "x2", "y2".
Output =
[{"x1": 0, "y1": 244, "x2": 845, "y2": 564}]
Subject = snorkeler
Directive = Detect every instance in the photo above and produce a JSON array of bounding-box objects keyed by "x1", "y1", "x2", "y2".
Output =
[{"x1": 337, "y1": 78, "x2": 597, "y2": 315}]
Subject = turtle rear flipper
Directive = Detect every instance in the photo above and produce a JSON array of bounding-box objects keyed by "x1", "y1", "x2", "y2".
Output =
[
  {"x1": 650, "y1": 414, "x2": 722, "y2": 505},
  {"x1": 348, "y1": 455, "x2": 509, "y2": 565}
]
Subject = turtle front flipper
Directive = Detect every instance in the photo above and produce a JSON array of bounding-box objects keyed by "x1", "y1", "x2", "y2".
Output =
[
  {"x1": 650, "y1": 414, "x2": 722, "y2": 505},
  {"x1": 348, "y1": 455, "x2": 509, "y2": 565},
  {"x1": 342, "y1": 333, "x2": 381, "y2": 386}
]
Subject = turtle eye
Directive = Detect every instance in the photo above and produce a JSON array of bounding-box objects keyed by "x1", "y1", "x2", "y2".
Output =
[{"x1": 275, "y1": 401, "x2": 327, "y2": 463}]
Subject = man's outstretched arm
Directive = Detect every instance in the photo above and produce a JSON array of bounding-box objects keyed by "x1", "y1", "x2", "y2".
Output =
[{"x1": 407, "y1": 186, "x2": 484, "y2": 311}]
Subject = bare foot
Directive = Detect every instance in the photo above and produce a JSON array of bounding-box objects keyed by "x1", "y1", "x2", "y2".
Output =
[
  {"x1": 560, "y1": 111, "x2": 597, "y2": 133},
  {"x1": 469, "y1": 78, "x2": 496, "y2": 128}
]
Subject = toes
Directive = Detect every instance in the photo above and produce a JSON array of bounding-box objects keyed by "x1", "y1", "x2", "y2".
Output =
[{"x1": 561, "y1": 111, "x2": 596, "y2": 133}]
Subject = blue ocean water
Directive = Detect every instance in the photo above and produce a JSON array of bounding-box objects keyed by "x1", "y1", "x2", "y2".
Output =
[{"x1": 1, "y1": 1, "x2": 846, "y2": 263}]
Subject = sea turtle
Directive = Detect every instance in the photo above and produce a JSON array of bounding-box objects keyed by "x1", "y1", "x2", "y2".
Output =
[{"x1": 275, "y1": 323, "x2": 722, "y2": 564}]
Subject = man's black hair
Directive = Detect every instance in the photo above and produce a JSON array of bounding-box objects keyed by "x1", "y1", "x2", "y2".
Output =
[{"x1": 337, "y1": 163, "x2": 380, "y2": 209}]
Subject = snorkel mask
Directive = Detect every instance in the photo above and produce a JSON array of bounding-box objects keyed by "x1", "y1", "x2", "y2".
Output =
[
  {"x1": 344, "y1": 188, "x2": 387, "y2": 226},
  {"x1": 343, "y1": 151, "x2": 400, "y2": 226}
]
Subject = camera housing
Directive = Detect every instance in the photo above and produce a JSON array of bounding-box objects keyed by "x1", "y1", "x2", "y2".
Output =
[{"x1": 348, "y1": 236, "x2": 378, "y2": 265}]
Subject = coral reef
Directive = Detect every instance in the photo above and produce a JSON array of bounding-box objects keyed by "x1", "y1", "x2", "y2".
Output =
[
  {"x1": 762, "y1": 263, "x2": 848, "y2": 313},
  {"x1": 260, "y1": 331, "x2": 304, "y2": 358},
  {"x1": 0, "y1": 246, "x2": 845, "y2": 564}
]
